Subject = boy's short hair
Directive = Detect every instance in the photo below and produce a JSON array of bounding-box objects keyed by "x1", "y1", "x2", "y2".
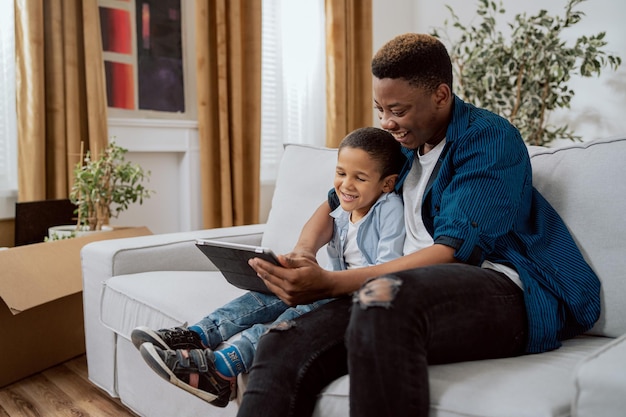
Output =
[
  {"x1": 371, "y1": 33, "x2": 453, "y2": 93},
  {"x1": 339, "y1": 127, "x2": 405, "y2": 179}
]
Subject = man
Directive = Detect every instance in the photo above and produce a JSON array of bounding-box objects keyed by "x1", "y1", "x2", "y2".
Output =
[{"x1": 241, "y1": 33, "x2": 600, "y2": 417}]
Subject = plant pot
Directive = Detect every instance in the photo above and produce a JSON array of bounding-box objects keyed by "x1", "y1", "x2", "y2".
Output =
[{"x1": 47, "y1": 225, "x2": 114, "y2": 241}]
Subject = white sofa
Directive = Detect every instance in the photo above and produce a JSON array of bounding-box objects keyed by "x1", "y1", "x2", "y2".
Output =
[{"x1": 81, "y1": 138, "x2": 626, "y2": 417}]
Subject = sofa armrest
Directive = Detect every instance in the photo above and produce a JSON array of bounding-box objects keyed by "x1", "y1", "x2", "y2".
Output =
[
  {"x1": 573, "y1": 333, "x2": 626, "y2": 417},
  {"x1": 82, "y1": 224, "x2": 265, "y2": 277},
  {"x1": 80, "y1": 224, "x2": 264, "y2": 396}
]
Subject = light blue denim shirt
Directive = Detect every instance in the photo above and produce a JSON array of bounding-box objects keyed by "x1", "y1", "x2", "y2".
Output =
[{"x1": 326, "y1": 192, "x2": 404, "y2": 271}]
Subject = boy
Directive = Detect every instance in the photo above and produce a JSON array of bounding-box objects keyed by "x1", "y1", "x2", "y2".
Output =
[{"x1": 132, "y1": 126, "x2": 407, "y2": 407}]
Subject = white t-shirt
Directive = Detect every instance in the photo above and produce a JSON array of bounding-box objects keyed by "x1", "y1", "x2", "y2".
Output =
[
  {"x1": 403, "y1": 140, "x2": 446, "y2": 255},
  {"x1": 343, "y1": 217, "x2": 365, "y2": 269},
  {"x1": 401, "y1": 139, "x2": 522, "y2": 288}
]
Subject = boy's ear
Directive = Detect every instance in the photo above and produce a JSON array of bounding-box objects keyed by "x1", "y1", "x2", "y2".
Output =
[{"x1": 382, "y1": 174, "x2": 398, "y2": 192}]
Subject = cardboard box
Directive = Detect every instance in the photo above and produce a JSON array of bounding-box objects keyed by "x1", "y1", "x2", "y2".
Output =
[{"x1": 0, "y1": 226, "x2": 152, "y2": 387}]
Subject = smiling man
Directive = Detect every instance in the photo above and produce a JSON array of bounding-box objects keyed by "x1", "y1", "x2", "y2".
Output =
[
  {"x1": 239, "y1": 33, "x2": 602, "y2": 417},
  {"x1": 239, "y1": 33, "x2": 601, "y2": 417}
]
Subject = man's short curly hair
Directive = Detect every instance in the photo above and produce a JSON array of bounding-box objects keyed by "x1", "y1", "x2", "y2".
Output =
[{"x1": 371, "y1": 33, "x2": 453, "y2": 93}]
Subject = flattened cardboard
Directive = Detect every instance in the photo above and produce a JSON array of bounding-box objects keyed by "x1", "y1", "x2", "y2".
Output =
[{"x1": 0, "y1": 226, "x2": 151, "y2": 387}]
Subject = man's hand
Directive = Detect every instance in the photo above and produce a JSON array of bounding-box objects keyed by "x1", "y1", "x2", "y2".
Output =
[{"x1": 249, "y1": 254, "x2": 332, "y2": 306}]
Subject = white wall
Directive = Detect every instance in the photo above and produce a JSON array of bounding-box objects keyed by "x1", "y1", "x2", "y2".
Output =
[
  {"x1": 114, "y1": 0, "x2": 626, "y2": 234},
  {"x1": 107, "y1": 118, "x2": 202, "y2": 234},
  {"x1": 373, "y1": 0, "x2": 626, "y2": 142}
]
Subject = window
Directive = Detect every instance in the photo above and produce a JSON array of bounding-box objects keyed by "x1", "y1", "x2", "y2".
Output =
[
  {"x1": 0, "y1": 0, "x2": 17, "y2": 205},
  {"x1": 99, "y1": 0, "x2": 193, "y2": 118},
  {"x1": 261, "y1": 0, "x2": 326, "y2": 182}
]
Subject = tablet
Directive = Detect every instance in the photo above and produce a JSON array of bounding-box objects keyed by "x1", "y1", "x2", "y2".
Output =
[{"x1": 195, "y1": 239, "x2": 279, "y2": 294}]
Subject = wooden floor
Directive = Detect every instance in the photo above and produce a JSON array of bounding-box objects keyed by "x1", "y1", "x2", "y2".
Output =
[{"x1": 0, "y1": 355, "x2": 138, "y2": 417}]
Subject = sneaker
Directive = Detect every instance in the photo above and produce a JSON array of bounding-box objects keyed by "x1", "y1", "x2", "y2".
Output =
[
  {"x1": 131, "y1": 326, "x2": 205, "y2": 350},
  {"x1": 139, "y1": 343, "x2": 235, "y2": 407}
]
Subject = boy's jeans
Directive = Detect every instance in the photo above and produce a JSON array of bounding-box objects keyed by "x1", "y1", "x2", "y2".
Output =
[
  {"x1": 193, "y1": 291, "x2": 331, "y2": 371},
  {"x1": 237, "y1": 264, "x2": 527, "y2": 417}
]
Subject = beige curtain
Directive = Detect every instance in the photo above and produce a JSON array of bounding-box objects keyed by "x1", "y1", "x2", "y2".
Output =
[
  {"x1": 195, "y1": 0, "x2": 262, "y2": 228},
  {"x1": 15, "y1": 0, "x2": 108, "y2": 202},
  {"x1": 325, "y1": 0, "x2": 373, "y2": 148}
]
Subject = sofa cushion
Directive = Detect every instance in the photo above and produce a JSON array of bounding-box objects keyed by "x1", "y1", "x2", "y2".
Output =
[
  {"x1": 313, "y1": 335, "x2": 612, "y2": 417},
  {"x1": 573, "y1": 333, "x2": 626, "y2": 417},
  {"x1": 528, "y1": 137, "x2": 626, "y2": 337},
  {"x1": 262, "y1": 144, "x2": 338, "y2": 266},
  {"x1": 100, "y1": 271, "x2": 247, "y2": 339}
]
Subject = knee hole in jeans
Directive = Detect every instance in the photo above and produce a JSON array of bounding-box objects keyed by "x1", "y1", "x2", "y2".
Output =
[{"x1": 354, "y1": 276, "x2": 402, "y2": 309}]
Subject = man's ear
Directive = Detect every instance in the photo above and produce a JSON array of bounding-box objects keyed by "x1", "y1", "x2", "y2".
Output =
[
  {"x1": 382, "y1": 174, "x2": 398, "y2": 192},
  {"x1": 433, "y1": 83, "x2": 451, "y2": 109}
]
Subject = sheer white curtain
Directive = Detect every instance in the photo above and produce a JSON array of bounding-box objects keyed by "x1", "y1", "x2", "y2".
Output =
[
  {"x1": 0, "y1": 1, "x2": 17, "y2": 218},
  {"x1": 261, "y1": 0, "x2": 326, "y2": 182}
]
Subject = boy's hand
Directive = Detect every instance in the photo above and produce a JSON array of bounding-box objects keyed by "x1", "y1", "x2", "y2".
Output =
[{"x1": 282, "y1": 249, "x2": 318, "y2": 264}]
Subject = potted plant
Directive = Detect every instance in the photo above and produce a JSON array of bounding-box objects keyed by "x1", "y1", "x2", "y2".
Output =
[
  {"x1": 432, "y1": 0, "x2": 622, "y2": 146},
  {"x1": 48, "y1": 141, "x2": 153, "y2": 240}
]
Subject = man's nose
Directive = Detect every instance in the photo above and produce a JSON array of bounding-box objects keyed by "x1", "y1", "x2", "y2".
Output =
[{"x1": 379, "y1": 114, "x2": 397, "y2": 130}]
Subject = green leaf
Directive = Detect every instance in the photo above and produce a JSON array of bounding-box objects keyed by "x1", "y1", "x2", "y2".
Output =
[{"x1": 435, "y1": 0, "x2": 622, "y2": 146}]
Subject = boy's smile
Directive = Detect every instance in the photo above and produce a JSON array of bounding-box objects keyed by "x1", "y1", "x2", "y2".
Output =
[{"x1": 334, "y1": 147, "x2": 393, "y2": 222}]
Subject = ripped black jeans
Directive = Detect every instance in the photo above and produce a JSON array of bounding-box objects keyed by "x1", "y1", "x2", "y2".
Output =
[{"x1": 237, "y1": 264, "x2": 527, "y2": 417}]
